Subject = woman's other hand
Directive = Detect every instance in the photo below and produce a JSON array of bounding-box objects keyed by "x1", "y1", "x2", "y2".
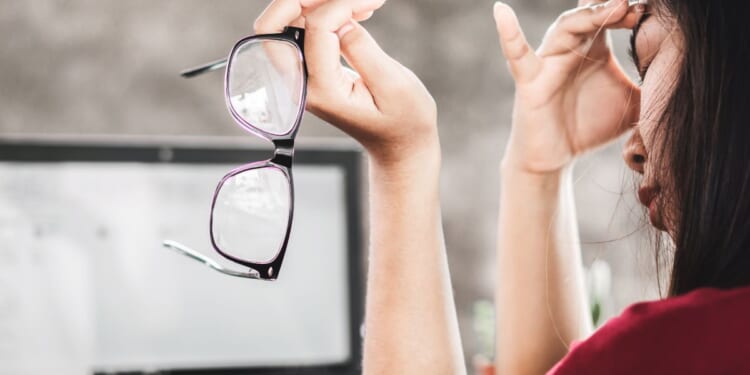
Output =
[
  {"x1": 255, "y1": 0, "x2": 438, "y2": 171},
  {"x1": 494, "y1": 0, "x2": 644, "y2": 175}
]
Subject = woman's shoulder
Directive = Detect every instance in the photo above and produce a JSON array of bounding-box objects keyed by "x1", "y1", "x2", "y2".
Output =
[{"x1": 549, "y1": 286, "x2": 750, "y2": 375}]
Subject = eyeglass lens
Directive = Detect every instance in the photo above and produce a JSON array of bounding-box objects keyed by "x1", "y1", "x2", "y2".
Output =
[
  {"x1": 212, "y1": 166, "x2": 291, "y2": 263},
  {"x1": 227, "y1": 39, "x2": 304, "y2": 135}
]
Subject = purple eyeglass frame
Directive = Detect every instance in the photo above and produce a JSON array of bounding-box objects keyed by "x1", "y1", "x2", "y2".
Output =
[{"x1": 163, "y1": 27, "x2": 307, "y2": 281}]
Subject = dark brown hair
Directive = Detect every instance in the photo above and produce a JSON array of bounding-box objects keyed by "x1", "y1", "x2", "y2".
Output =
[{"x1": 651, "y1": 1, "x2": 750, "y2": 295}]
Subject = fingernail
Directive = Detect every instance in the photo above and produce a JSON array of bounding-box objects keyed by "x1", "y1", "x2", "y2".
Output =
[
  {"x1": 493, "y1": 1, "x2": 506, "y2": 19},
  {"x1": 337, "y1": 22, "x2": 355, "y2": 38}
]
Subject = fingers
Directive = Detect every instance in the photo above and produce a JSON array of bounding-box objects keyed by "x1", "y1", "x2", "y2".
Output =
[
  {"x1": 353, "y1": 10, "x2": 374, "y2": 21},
  {"x1": 339, "y1": 21, "x2": 400, "y2": 95},
  {"x1": 300, "y1": 0, "x2": 378, "y2": 27},
  {"x1": 578, "y1": 0, "x2": 605, "y2": 7},
  {"x1": 556, "y1": 0, "x2": 630, "y2": 35},
  {"x1": 301, "y1": 0, "x2": 385, "y2": 14},
  {"x1": 538, "y1": 0, "x2": 643, "y2": 57},
  {"x1": 493, "y1": 2, "x2": 541, "y2": 83},
  {"x1": 254, "y1": 0, "x2": 304, "y2": 33},
  {"x1": 608, "y1": 3, "x2": 646, "y2": 29},
  {"x1": 303, "y1": 0, "x2": 353, "y2": 92},
  {"x1": 255, "y1": 0, "x2": 381, "y2": 34},
  {"x1": 304, "y1": 0, "x2": 388, "y2": 92}
]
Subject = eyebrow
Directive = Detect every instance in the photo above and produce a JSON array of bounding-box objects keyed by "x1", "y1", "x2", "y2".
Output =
[{"x1": 628, "y1": 13, "x2": 651, "y2": 79}]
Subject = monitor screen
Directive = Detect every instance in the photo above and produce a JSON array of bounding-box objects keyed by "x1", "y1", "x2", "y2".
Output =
[{"x1": 0, "y1": 141, "x2": 363, "y2": 374}]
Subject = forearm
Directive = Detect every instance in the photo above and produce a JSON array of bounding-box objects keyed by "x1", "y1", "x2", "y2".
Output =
[
  {"x1": 495, "y1": 165, "x2": 592, "y2": 375},
  {"x1": 362, "y1": 146, "x2": 465, "y2": 375}
]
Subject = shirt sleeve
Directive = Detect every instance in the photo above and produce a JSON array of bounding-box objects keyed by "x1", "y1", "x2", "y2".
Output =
[
  {"x1": 547, "y1": 288, "x2": 749, "y2": 375},
  {"x1": 547, "y1": 301, "x2": 664, "y2": 375}
]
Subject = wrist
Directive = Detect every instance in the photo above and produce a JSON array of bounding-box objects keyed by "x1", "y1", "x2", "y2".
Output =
[
  {"x1": 367, "y1": 139, "x2": 441, "y2": 217},
  {"x1": 499, "y1": 140, "x2": 575, "y2": 178},
  {"x1": 367, "y1": 132, "x2": 441, "y2": 179},
  {"x1": 500, "y1": 161, "x2": 573, "y2": 192}
]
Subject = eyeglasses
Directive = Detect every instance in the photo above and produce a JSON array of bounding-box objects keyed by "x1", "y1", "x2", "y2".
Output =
[{"x1": 163, "y1": 27, "x2": 307, "y2": 281}]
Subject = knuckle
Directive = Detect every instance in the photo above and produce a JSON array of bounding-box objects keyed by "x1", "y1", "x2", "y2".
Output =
[
  {"x1": 340, "y1": 30, "x2": 367, "y2": 52},
  {"x1": 306, "y1": 79, "x2": 327, "y2": 97},
  {"x1": 305, "y1": 96, "x2": 323, "y2": 113},
  {"x1": 556, "y1": 6, "x2": 593, "y2": 27},
  {"x1": 557, "y1": 9, "x2": 577, "y2": 24},
  {"x1": 500, "y1": 31, "x2": 530, "y2": 60},
  {"x1": 508, "y1": 41, "x2": 530, "y2": 60},
  {"x1": 345, "y1": 27, "x2": 366, "y2": 43},
  {"x1": 503, "y1": 25, "x2": 523, "y2": 44},
  {"x1": 578, "y1": 4, "x2": 596, "y2": 16},
  {"x1": 304, "y1": 89, "x2": 328, "y2": 114},
  {"x1": 505, "y1": 60, "x2": 523, "y2": 80},
  {"x1": 303, "y1": 13, "x2": 327, "y2": 32},
  {"x1": 307, "y1": 80, "x2": 340, "y2": 107}
]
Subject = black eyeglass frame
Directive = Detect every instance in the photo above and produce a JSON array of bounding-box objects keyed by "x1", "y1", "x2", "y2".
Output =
[{"x1": 167, "y1": 26, "x2": 308, "y2": 281}]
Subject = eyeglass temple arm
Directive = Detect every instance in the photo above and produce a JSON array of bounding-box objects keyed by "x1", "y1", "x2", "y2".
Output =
[
  {"x1": 162, "y1": 240, "x2": 261, "y2": 279},
  {"x1": 180, "y1": 58, "x2": 228, "y2": 78}
]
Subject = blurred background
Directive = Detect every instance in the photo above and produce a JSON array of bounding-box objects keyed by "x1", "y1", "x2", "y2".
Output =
[{"x1": 1, "y1": 0, "x2": 665, "y2": 372}]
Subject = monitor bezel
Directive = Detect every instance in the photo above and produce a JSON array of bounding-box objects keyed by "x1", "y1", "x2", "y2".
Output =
[{"x1": 0, "y1": 137, "x2": 365, "y2": 375}]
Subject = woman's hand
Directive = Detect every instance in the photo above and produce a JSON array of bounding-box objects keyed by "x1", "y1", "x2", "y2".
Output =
[
  {"x1": 494, "y1": 0, "x2": 644, "y2": 175},
  {"x1": 255, "y1": 0, "x2": 438, "y2": 170}
]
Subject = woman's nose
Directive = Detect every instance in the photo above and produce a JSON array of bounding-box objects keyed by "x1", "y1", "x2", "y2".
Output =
[{"x1": 623, "y1": 130, "x2": 647, "y2": 174}]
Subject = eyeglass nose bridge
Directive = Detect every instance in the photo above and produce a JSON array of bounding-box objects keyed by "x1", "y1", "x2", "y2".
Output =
[{"x1": 271, "y1": 138, "x2": 295, "y2": 168}]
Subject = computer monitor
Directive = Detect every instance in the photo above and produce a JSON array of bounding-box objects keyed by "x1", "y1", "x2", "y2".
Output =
[{"x1": 0, "y1": 137, "x2": 364, "y2": 374}]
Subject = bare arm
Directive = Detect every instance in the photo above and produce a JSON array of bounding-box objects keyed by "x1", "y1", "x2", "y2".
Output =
[
  {"x1": 363, "y1": 147, "x2": 465, "y2": 374},
  {"x1": 496, "y1": 166, "x2": 591, "y2": 374}
]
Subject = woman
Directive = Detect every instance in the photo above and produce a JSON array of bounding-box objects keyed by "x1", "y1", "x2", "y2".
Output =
[
  {"x1": 255, "y1": 0, "x2": 750, "y2": 373},
  {"x1": 495, "y1": 0, "x2": 750, "y2": 373}
]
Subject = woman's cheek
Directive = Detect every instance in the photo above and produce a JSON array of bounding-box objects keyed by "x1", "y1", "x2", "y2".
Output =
[
  {"x1": 639, "y1": 33, "x2": 684, "y2": 153},
  {"x1": 637, "y1": 79, "x2": 661, "y2": 154}
]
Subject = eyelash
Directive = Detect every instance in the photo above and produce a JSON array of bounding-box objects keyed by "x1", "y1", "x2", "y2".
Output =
[
  {"x1": 628, "y1": 14, "x2": 652, "y2": 86},
  {"x1": 640, "y1": 63, "x2": 652, "y2": 85},
  {"x1": 628, "y1": 44, "x2": 651, "y2": 86}
]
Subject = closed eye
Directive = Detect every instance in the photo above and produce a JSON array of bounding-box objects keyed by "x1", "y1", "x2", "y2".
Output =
[
  {"x1": 628, "y1": 13, "x2": 651, "y2": 84},
  {"x1": 627, "y1": 41, "x2": 641, "y2": 84},
  {"x1": 627, "y1": 44, "x2": 651, "y2": 85}
]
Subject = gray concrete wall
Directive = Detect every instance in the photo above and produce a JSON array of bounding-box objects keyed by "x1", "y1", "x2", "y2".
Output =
[{"x1": 1, "y1": 0, "x2": 663, "y2": 368}]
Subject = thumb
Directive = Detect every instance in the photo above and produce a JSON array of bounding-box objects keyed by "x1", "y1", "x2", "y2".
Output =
[{"x1": 493, "y1": 1, "x2": 541, "y2": 83}]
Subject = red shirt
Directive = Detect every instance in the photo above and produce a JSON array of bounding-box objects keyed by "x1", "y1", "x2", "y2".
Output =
[{"x1": 549, "y1": 286, "x2": 750, "y2": 374}]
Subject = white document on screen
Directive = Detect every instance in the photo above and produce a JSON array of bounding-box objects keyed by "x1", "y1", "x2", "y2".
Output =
[
  {"x1": 0, "y1": 163, "x2": 351, "y2": 374},
  {"x1": 0, "y1": 201, "x2": 94, "y2": 374}
]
